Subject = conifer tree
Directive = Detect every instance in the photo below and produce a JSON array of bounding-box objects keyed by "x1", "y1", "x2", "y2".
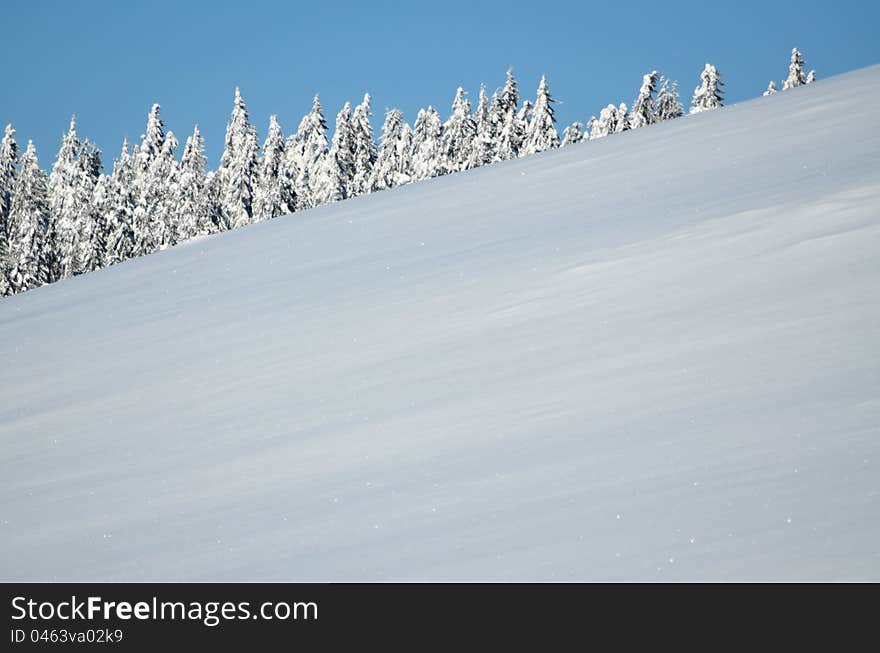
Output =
[
  {"x1": 614, "y1": 103, "x2": 630, "y2": 133},
  {"x1": 523, "y1": 75, "x2": 559, "y2": 154},
  {"x1": 0, "y1": 124, "x2": 18, "y2": 293},
  {"x1": 806, "y1": 70, "x2": 816, "y2": 84},
  {"x1": 371, "y1": 108, "x2": 407, "y2": 191},
  {"x1": 314, "y1": 102, "x2": 355, "y2": 205},
  {"x1": 690, "y1": 63, "x2": 724, "y2": 113},
  {"x1": 441, "y1": 87, "x2": 477, "y2": 173},
  {"x1": 590, "y1": 105, "x2": 617, "y2": 139},
  {"x1": 561, "y1": 122, "x2": 584, "y2": 146},
  {"x1": 217, "y1": 87, "x2": 259, "y2": 229},
  {"x1": 783, "y1": 48, "x2": 807, "y2": 90},
  {"x1": 473, "y1": 84, "x2": 496, "y2": 166},
  {"x1": 763, "y1": 81, "x2": 778, "y2": 96},
  {"x1": 655, "y1": 78, "x2": 684, "y2": 121},
  {"x1": 630, "y1": 71, "x2": 659, "y2": 129},
  {"x1": 350, "y1": 93, "x2": 377, "y2": 196},
  {"x1": 47, "y1": 117, "x2": 83, "y2": 282},
  {"x1": 5, "y1": 141, "x2": 49, "y2": 293},
  {"x1": 292, "y1": 95, "x2": 328, "y2": 209},
  {"x1": 174, "y1": 126, "x2": 214, "y2": 241},
  {"x1": 70, "y1": 140, "x2": 102, "y2": 274},
  {"x1": 411, "y1": 107, "x2": 443, "y2": 180},
  {"x1": 254, "y1": 115, "x2": 295, "y2": 220},
  {"x1": 103, "y1": 139, "x2": 138, "y2": 266}
]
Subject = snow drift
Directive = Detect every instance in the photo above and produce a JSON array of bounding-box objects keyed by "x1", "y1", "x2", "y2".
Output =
[{"x1": 2, "y1": 65, "x2": 879, "y2": 581}]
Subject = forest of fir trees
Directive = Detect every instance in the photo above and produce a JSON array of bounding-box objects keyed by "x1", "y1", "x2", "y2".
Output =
[{"x1": 0, "y1": 48, "x2": 815, "y2": 298}]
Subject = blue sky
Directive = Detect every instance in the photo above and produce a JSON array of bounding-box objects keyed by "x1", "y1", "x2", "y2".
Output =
[{"x1": 2, "y1": 0, "x2": 877, "y2": 169}]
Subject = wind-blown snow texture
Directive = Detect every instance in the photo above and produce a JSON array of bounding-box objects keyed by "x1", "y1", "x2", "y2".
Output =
[{"x1": 2, "y1": 66, "x2": 879, "y2": 581}]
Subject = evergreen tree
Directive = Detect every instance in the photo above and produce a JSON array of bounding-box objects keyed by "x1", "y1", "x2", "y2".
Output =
[
  {"x1": 217, "y1": 87, "x2": 259, "y2": 229},
  {"x1": 292, "y1": 95, "x2": 328, "y2": 209},
  {"x1": 174, "y1": 126, "x2": 214, "y2": 241},
  {"x1": 254, "y1": 115, "x2": 295, "y2": 220},
  {"x1": 441, "y1": 87, "x2": 477, "y2": 172},
  {"x1": 561, "y1": 122, "x2": 584, "y2": 146},
  {"x1": 371, "y1": 108, "x2": 407, "y2": 191},
  {"x1": 494, "y1": 69, "x2": 524, "y2": 161},
  {"x1": 690, "y1": 63, "x2": 724, "y2": 113},
  {"x1": 396, "y1": 123, "x2": 414, "y2": 184},
  {"x1": 806, "y1": 70, "x2": 816, "y2": 84},
  {"x1": 473, "y1": 84, "x2": 496, "y2": 166},
  {"x1": 0, "y1": 124, "x2": 18, "y2": 294},
  {"x1": 630, "y1": 71, "x2": 659, "y2": 129},
  {"x1": 523, "y1": 75, "x2": 559, "y2": 154},
  {"x1": 85, "y1": 173, "x2": 111, "y2": 273},
  {"x1": 70, "y1": 140, "x2": 102, "y2": 274},
  {"x1": 103, "y1": 139, "x2": 138, "y2": 266},
  {"x1": 314, "y1": 102, "x2": 355, "y2": 205},
  {"x1": 655, "y1": 78, "x2": 684, "y2": 120},
  {"x1": 614, "y1": 103, "x2": 630, "y2": 133},
  {"x1": 783, "y1": 47, "x2": 807, "y2": 90},
  {"x1": 5, "y1": 141, "x2": 49, "y2": 293},
  {"x1": 411, "y1": 107, "x2": 443, "y2": 180},
  {"x1": 47, "y1": 117, "x2": 83, "y2": 282},
  {"x1": 350, "y1": 93, "x2": 377, "y2": 196},
  {"x1": 763, "y1": 81, "x2": 778, "y2": 96},
  {"x1": 516, "y1": 100, "x2": 533, "y2": 145},
  {"x1": 590, "y1": 105, "x2": 618, "y2": 139}
]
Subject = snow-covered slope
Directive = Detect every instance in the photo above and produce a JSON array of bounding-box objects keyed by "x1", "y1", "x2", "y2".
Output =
[{"x1": 2, "y1": 66, "x2": 879, "y2": 581}]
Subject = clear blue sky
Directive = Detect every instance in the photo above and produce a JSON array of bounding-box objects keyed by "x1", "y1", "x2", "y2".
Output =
[{"x1": 2, "y1": 0, "x2": 877, "y2": 169}]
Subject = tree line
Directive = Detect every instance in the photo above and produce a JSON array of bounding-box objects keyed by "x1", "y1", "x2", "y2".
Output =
[{"x1": 0, "y1": 48, "x2": 814, "y2": 298}]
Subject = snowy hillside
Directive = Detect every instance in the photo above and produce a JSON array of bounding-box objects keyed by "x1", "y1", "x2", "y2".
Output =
[{"x1": 2, "y1": 65, "x2": 879, "y2": 581}]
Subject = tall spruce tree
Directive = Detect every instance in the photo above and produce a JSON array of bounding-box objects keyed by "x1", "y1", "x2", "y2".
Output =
[
  {"x1": 0, "y1": 124, "x2": 18, "y2": 294},
  {"x1": 411, "y1": 107, "x2": 443, "y2": 180},
  {"x1": 5, "y1": 141, "x2": 49, "y2": 293},
  {"x1": 350, "y1": 93, "x2": 377, "y2": 196},
  {"x1": 371, "y1": 108, "x2": 407, "y2": 191},
  {"x1": 103, "y1": 139, "x2": 138, "y2": 266},
  {"x1": 523, "y1": 75, "x2": 559, "y2": 154},
  {"x1": 314, "y1": 102, "x2": 355, "y2": 205},
  {"x1": 217, "y1": 87, "x2": 259, "y2": 229},
  {"x1": 473, "y1": 84, "x2": 495, "y2": 166},
  {"x1": 690, "y1": 63, "x2": 724, "y2": 113},
  {"x1": 783, "y1": 48, "x2": 807, "y2": 90},
  {"x1": 174, "y1": 126, "x2": 214, "y2": 241},
  {"x1": 441, "y1": 87, "x2": 477, "y2": 173},
  {"x1": 630, "y1": 71, "x2": 659, "y2": 129},
  {"x1": 254, "y1": 115, "x2": 295, "y2": 220},
  {"x1": 292, "y1": 95, "x2": 328, "y2": 209},
  {"x1": 47, "y1": 117, "x2": 82, "y2": 282}
]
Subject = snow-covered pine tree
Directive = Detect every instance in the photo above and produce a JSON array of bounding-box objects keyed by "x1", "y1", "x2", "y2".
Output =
[
  {"x1": 614, "y1": 103, "x2": 630, "y2": 133},
  {"x1": 5, "y1": 141, "x2": 49, "y2": 293},
  {"x1": 46, "y1": 118, "x2": 83, "y2": 281},
  {"x1": 254, "y1": 115, "x2": 295, "y2": 220},
  {"x1": 0, "y1": 124, "x2": 18, "y2": 294},
  {"x1": 174, "y1": 125, "x2": 214, "y2": 242},
  {"x1": 293, "y1": 95, "x2": 328, "y2": 209},
  {"x1": 516, "y1": 100, "x2": 533, "y2": 148},
  {"x1": 410, "y1": 107, "x2": 443, "y2": 180},
  {"x1": 371, "y1": 108, "x2": 407, "y2": 192},
  {"x1": 655, "y1": 78, "x2": 684, "y2": 121},
  {"x1": 783, "y1": 47, "x2": 806, "y2": 90},
  {"x1": 473, "y1": 84, "x2": 496, "y2": 166},
  {"x1": 150, "y1": 132, "x2": 179, "y2": 249},
  {"x1": 764, "y1": 81, "x2": 778, "y2": 96},
  {"x1": 396, "y1": 123, "x2": 414, "y2": 184},
  {"x1": 440, "y1": 87, "x2": 477, "y2": 173},
  {"x1": 561, "y1": 122, "x2": 584, "y2": 146},
  {"x1": 314, "y1": 102, "x2": 355, "y2": 205},
  {"x1": 806, "y1": 70, "x2": 816, "y2": 84},
  {"x1": 523, "y1": 75, "x2": 559, "y2": 154},
  {"x1": 217, "y1": 87, "x2": 260, "y2": 229},
  {"x1": 350, "y1": 93, "x2": 377, "y2": 196},
  {"x1": 70, "y1": 139, "x2": 102, "y2": 274},
  {"x1": 590, "y1": 105, "x2": 616, "y2": 139},
  {"x1": 630, "y1": 71, "x2": 659, "y2": 129},
  {"x1": 131, "y1": 104, "x2": 167, "y2": 255},
  {"x1": 103, "y1": 139, "x2": 138, "y2": 266},
  {"x1": 84, "y1": 173, "x2": 111, "y2": 273},
  {"x1": 497, "y1": 68, "x2": 519, "y2": 124},
  {"x1": 690, "y1": 63, "x2": 724, "y2": 113}
]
